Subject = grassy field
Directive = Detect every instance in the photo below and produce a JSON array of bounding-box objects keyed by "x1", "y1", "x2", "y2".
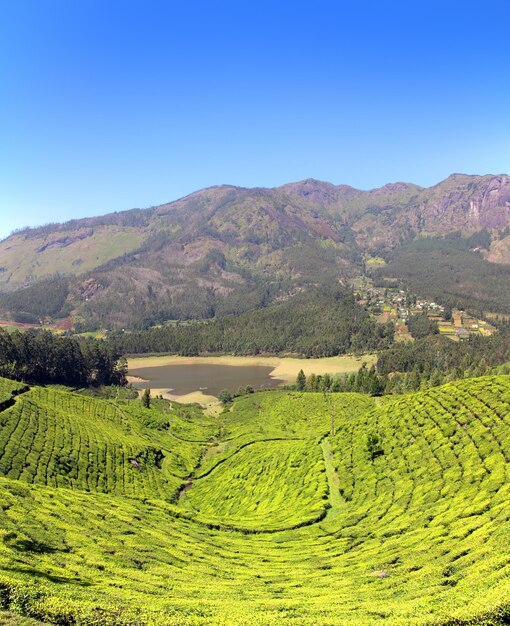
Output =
[
  {"x1": 0, "y1": 227, "x2": 146, "y2": 291},
  {"x1": 0, "y1": 376, "x2": 510, "y2": 624}
]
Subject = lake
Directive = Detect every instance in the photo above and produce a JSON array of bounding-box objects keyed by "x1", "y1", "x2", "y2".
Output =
[
  {"x1": 129, "y1": 362, "x2": 284, "y2": 399},
  {"x1": 127, "y1": 354, "x2": 375, "y2": 404}
]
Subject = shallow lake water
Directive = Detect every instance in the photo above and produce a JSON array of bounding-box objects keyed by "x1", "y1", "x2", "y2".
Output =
[{"x1": 129, "y1": 362, "x2": 284, "y2": 398}]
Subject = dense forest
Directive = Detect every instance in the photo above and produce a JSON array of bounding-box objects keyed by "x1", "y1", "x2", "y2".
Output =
[
  {"x1": 373, "y1": 235, "x2": 510, "y2": 315},
  {"x1": 0, "y1": 329, "x2": 126, "y2": 387},
  {"x1": 407, "y1": 313, "x2": 439, "y2": 339},
  {"x1": 109, "y1": 288, "x2": 394, "y2": 357},
  {"x1": 0, "y1": 275, "x2": 71, "y2": 322},
  {"x1": 376, "y1": 331, "x2": 509, "y2": 376}
]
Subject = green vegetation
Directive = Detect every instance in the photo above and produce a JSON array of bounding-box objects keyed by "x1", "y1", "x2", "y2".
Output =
[
  {"x1": 296, "y1": 329, "x2": 510, "y2": 397},
  {"x1": 141, "y1": 387, "x2": 151, "y2": 408},
  {"x1": 364, "y1": 255, "x2": 386, "y2": 269},
  {"x1": 0, "y1": 383, "x2": 219, "y2": 498},
  {"x1": 376, "y1": 329, "x2": 510, "y2": 389},
  {"x1": 182, "y1": 439, "x2": 328, "y2": 531},
  {"x1": 0, "y1": 329, "x2": 126, "y2": 387},
  {"x1": 0, "y1": 276, "x2": 70, "y2": 323},
  {"x1": 110, "y1": 288, "x2": 394, "y2": 357},
  {"x1": 218, "y1": 389, "x2": 233, "y2": 404},
  {"x1": 365, "y1": 432, "x2": 383, "y2": 460},
  {"x1": 0, "y1": 378, "x2": 27, "y2": 405},
  {"x1": 296, "y1": 368, "x2": 306, "y2": 390},
  {"x1": 0, "y1": 374, "x2": 510, "y2": 623},
  {"x1": 0, "y1": 613, "x2": 47, "y2": 626},
  {"x1": 374, "y1": 236, "x2": 510, "y2": 315},
  {"x1": 0, "y1": 226, "x2": 146, "y2": 293},
  {"x1": 408, "y1": 312, "x2": 439, "y2": 339},
  {"x1": 295, "y1": 362, "x2": 384, "y2": 396}
]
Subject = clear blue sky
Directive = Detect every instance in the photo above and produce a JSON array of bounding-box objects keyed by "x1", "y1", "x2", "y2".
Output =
[{"x1": 1, "y1": 0, "x2": 509, "y2": 239}]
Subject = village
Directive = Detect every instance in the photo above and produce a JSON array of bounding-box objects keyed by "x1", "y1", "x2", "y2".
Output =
[{"x1": 352, "y1": 276, "x2": 496, "y2": 342}]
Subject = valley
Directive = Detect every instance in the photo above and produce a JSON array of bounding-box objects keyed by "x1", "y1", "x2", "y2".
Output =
[
  {"x1": 0, "y1": 375, "x2": 510, "y2": 623},
  {"x1": 1, "y1": 175, "x2": 510, "y2": 625},
  {"x1": 4, "y1": 2, "x2": 510, "y2": 623}
]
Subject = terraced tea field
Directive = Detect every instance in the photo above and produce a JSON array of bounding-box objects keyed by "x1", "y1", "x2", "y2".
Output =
[{"x1": 0, "y1": 377, "x2": 510, "y2": 624}]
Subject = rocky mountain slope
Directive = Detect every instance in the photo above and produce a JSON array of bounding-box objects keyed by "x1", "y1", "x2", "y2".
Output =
[{"x1": 1, "y1": 173, "x2": 509, "y2": 328}]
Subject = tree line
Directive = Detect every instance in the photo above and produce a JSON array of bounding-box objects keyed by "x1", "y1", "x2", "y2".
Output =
[
  {"x1": 295, "y1": 365, "x2": 384, "y2": 395},
  {"x1": 0, "y1": 329, "x2": 126, "y2": 387}
]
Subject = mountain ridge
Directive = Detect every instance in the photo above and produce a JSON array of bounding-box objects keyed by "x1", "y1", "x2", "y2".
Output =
[
  {"x1": 6, "y1": 173, "x2": 507, "y2": 240},
  {"x1": 1, "y1": 173, "x2": 510, "y2": 328}
]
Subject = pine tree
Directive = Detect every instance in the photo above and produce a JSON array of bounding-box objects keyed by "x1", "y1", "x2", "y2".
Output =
[
  {"x1": 322, "y1": 373, "x2": 332, "y2": 392},
  {"x1": 296, "y1": 369, "x2": 306, "y2": 391},
  {"x1": 141, "y1": 388, "x2": 151, "y2": 409}
]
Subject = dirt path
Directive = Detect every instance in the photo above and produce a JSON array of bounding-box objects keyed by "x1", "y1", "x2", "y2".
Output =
[{"x1": 178, "y1": 476, "x2": 193, "y2": 499}]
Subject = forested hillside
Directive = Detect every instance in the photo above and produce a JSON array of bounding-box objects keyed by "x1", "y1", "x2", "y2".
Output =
[
  {"x1": 322, "y1": 330, "x2": 510, "y2": 396},
  {"x1": 109, "y1": 288, "x2": 394, "y2": 357},
  {"x1": 374, "y1": 236, "x2": 510, "y2": 315}
]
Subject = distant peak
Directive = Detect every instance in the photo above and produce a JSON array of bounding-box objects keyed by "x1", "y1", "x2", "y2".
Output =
[
  {"x1": 380, "y1": 182, "x2": 420, "y2": 192},
  {"x1": 280, "y1": 178, "x2": 338, "y2": 188}
]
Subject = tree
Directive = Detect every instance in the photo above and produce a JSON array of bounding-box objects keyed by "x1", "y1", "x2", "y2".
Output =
[
  {"x1": 408, "y1": 313, "x2": 438, "y2": 339},
  {"x1": 141, "y1": 388, "x2": 151, "y2": 409},
  {"x1": 218, "y1": 389, "x2": 232, "y2": 404},
  {"x1": 367, "y1": 366, "x2": 383, "y2": 396},
  {"x1": 322, "y1": 373, "x2": 332, "y2": 392},
  {"x1": 307, "y1": 373, "x2": 317, "y2": 391},
  {"x1": 296, "y1": 369, "x2": 306, "y2": 391}
]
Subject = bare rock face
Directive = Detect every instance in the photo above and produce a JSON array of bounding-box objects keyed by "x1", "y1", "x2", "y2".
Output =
[
  {"x1": 476, "y1": 176, "x2": 510, "y2": 228},
  {"x1": 349, "y1": 174, "x2": 510, "y2": 251},
  {"x1": 418, "y1": 175, "x2": 510, "y2": 233}
]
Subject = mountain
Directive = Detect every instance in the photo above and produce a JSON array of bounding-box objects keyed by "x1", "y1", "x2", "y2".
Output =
[
  {"x1": 1, "y1": 375, "x2": 510, "y2": 624},
  {"x1": 1, "y1": 174, "x2": 510, "y2": 328}
]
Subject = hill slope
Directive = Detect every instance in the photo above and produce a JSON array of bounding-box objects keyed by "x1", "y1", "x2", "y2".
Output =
[
  {"x1": 110, "y1": 287, "x2": 394, "y2": 357},
  {"x1": 1, "y1": 376, "x2": 510, "y2": 623},
  {"x1": 1, "y1": 174, "x2": 510, "y2": 328}
]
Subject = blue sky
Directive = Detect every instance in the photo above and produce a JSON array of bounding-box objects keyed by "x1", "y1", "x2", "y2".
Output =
[{"x1": 1, "y1": 0, "x2": 509, "y2": 239}]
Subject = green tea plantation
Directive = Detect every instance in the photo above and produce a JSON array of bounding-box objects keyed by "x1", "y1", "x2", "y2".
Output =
[{"x1": 0, "y1": 376, "x2": 510, "y2": 624}]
